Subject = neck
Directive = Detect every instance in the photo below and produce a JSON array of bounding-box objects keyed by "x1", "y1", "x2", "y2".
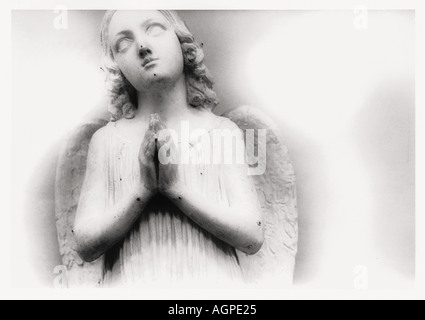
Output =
[{"x1": 134, "y1": 75, "x2": 190, "y2": 122}]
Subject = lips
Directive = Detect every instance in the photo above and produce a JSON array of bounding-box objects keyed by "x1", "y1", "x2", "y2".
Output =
[{"x1": 142, "y1": 58, "x2": 158, "y2": 67}]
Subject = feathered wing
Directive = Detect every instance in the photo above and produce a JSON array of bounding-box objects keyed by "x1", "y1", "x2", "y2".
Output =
[
  {"x1": 55, "y1": 119, "x2": 108, "y2": 287},
  {"x1": 223, "y1": 106, "x2": 298, "y2": 286}
]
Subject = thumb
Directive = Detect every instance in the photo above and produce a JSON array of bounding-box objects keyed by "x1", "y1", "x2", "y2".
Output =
[{"x1": 140, "y1": 129, "x2": 157, "y2": 161}]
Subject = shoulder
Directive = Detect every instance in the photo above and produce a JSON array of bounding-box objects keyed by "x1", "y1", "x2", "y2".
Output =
[
  {"x1": 193, "y1": 109, "x2": 239, "y2": 131},
  {"x1": 211, "y1": 115, "x2": 245, "y2": 144},
  {"x1": 87, "y1": 123, "x2": 111, "y2": 154},
  {"x1": 212, "y1": 115, "x2": 240, "y2": 131},
  {"x1": 91, "y1": 125, "x2": 108, "y2": 143}
]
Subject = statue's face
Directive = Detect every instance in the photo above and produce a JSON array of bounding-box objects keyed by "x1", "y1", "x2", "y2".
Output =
[{"x1": 108, "y1": 10, "x2": 184, "y2": 92}]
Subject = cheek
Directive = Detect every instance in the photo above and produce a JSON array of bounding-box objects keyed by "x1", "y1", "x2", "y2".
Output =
[
  {"x1": 163, "y1": 34, "x2": 184, "y2": 69},
  {"x1": 116, "y1": 55, "x2": 140, "y2": 81}
]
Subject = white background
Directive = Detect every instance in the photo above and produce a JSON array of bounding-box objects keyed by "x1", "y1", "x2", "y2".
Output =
[{"x1": 2, "y1": 0, "x2": 424, "y2": 299}]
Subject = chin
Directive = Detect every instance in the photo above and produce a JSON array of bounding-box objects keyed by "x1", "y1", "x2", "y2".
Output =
[
  {"x1": 143, "y1": 69, "x2": 183, "y2": 89},
  {"x1": 148, "y1": 72, "x2": 170, "y2": 86}
]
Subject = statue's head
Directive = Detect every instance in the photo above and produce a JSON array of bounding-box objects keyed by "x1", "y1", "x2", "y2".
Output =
[{"x1": 100, "y1": 10, "x2": 218, "y2": 120}]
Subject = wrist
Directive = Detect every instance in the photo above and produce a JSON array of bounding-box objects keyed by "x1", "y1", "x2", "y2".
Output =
[
  {"x1": 159, "y1": 182, "x2": 182, "y2": 200},
  {"x1": 134, "y1": 184, "x2": 156, "y2": 201}
]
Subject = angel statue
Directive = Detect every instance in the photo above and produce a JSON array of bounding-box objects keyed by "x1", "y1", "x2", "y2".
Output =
[{"x1": 55, "y1": 10, "x2": 298, "y2": 287}]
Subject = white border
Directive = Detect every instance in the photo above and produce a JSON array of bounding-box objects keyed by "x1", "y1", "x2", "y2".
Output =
[
  {"x1": 3, "y1": 0, "x2": 424, "y2": 300},
  {"x1": 6, "y1": 0, "x2": 423, "y2": 10}
]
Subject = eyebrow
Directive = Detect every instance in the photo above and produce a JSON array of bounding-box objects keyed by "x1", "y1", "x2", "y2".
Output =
[{"x1": 112, "y1": 18, "x2": 162, "y2": 41}]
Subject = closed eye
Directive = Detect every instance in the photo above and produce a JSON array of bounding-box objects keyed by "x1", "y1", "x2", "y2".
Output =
[
  {"x1": 115, "y1": 38, "x2": 132, "y2": 52},
  {"x1": 147, "y1": 23, "x2": 166, "y2": 36}
]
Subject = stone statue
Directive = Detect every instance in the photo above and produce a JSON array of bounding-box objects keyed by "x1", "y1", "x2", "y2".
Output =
[{"x1": 54, "y1": 10, "x2": 298, "y2": 287}]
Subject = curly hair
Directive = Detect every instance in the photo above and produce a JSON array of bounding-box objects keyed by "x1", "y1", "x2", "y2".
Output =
[{"x1": 100, "y1": 10, "x2": 219, "y2": 121}]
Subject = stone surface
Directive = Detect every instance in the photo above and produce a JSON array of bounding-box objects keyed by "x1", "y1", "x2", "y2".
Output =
[
  {"x1": 55, "y1": 106, "x2": 298, "y2": 286},
  {"x1": 55, "y1": 119, "x2": 107, "y2": 287},
  {"x1": 224, "y1": 106, "x2": 298, "y2": 286}
]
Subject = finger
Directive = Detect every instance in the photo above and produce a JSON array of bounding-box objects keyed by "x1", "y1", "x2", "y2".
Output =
[
  {"x1": 154, "y1": 117, "x2": 167, "y2": 133},
  {"x1": 167, "y1": 135, "x2": 179, "y2": 163},
  {"x1": 146, "y1": 136, "x2": 157, "y2": 159},
  {"x1": 145, "y1": 122, "x2": 159, "y2": 142},
  {"x1": 149, "y1": 113, "x2": 161, "y2": 131},
  {"x1": 142, "y1": 129, "x2": 155, "y2": 146},
  {"x1": 156, "y1": 129, "x2": 178, "y2": 157},
  {"x1": 157, "y1": 134, "x2": 180, "y2": 165},
  {"x1": 140, "y1": 130, "x2": 157, "y2": 161}
]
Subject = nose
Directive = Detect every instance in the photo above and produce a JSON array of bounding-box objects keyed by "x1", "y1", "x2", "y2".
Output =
[{"x1": 138, "y1": 45, "x2": 152, "y2": 59}]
